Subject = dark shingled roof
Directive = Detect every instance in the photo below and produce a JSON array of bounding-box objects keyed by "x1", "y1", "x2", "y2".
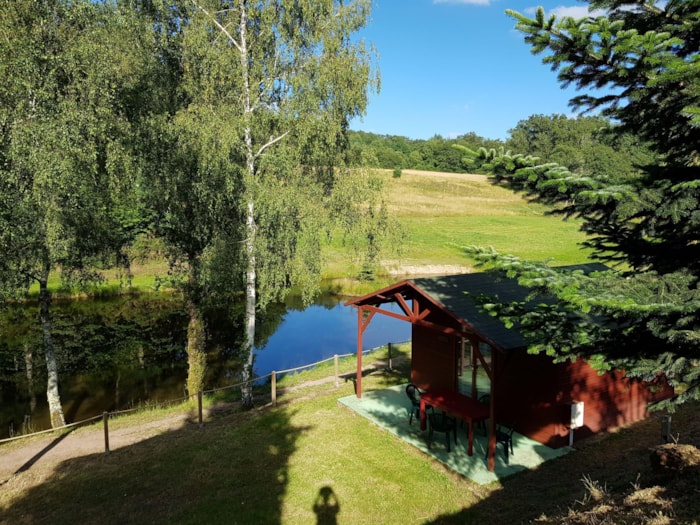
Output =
[{"x1": 411, "y1": 263, "x2": 609, "y2": 351}]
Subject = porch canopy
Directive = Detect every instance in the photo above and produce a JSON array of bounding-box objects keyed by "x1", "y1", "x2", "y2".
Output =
[{"x1": 345, "y1": 264, "x2": 607, "y2": 470}]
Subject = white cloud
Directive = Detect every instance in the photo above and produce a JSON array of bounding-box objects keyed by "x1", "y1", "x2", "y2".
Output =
[
  {"x1": 433, "y1": 0, "x2": 492, "y2": 6},
  {"x1": 524, "y1": 5, "x2": 606, "y2": 18},
  {"x1": 552, "y1": 5, "x2": 605, "y2": 18}
]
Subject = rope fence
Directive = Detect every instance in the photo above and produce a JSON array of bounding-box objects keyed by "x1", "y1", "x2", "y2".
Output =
[{"x1": 0, "y1": 340, "x2": 409, "y2": 457}]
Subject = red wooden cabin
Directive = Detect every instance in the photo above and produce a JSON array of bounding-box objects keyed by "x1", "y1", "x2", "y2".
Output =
[{"x1": 346, "y1": 264, "x2": 672, "y2": 469}]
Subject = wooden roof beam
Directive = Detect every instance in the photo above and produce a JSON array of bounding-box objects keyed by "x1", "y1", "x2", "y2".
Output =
[
  {"x1": 394, "y1": 292, "x2": 412, "y2": 318},
  {"x1": 360, "y1": 304, "x2": 412, "y2": 324},
  {"x1": 360, "y1": 308, "x2": 376, "y2": 334}
]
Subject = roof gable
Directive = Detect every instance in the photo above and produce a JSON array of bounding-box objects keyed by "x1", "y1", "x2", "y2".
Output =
[{"x1": 347, "y1": 263, "x2": 609, "y2": 352}]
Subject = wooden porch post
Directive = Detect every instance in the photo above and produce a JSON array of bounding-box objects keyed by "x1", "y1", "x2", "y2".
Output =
[
  {"x1": 487, "y1": 346, "x2": 497, "y2": 471},
  {"x1": 356, "y1": 307, "x2": 364, "y2": 398},
  {"x1": 471, "y1": 335, "x2": 497, "y2": 472},
  {"x1": 470, "y1": 339, "x2": 478, "y2": 399}
]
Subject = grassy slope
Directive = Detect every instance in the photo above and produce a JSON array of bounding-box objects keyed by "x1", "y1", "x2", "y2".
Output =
[
  {"x1": 322, "y1": 170, "x2": 590, "y2": 291},
  {"x1": 385, "y1": 170, "x2": 587, "y2": 265},
  {"x1": 1, "y1": 349, "x2": 698, "y2": 524}
]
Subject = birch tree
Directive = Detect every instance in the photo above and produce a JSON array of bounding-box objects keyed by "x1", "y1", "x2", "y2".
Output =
[
  {"x1": 183, "y1": 0, "x2": 378, "y2": 405},
  {"x1": 0, "y1": 0, "x2": 154, "y2": 426}
]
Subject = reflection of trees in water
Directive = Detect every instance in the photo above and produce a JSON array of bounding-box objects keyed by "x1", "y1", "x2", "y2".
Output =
[
  {"x1": 205, "y1": 297, "x2": 287, "y2": 386},
  {"x1": 0, "y1": 294, "x2": 288, "y2": 437},
  {"x1": 285, "y1": 290, "x2": 339, "y2": 311},
  {"x1": 313, "y1": 486, "x2": 340, "y2": 525},
  {"x1": 0, "y1": 294, "x2": 190, "y2": 436},
  {"x1": 0, "y1": 293, "x2": 323, "y2": 437}
]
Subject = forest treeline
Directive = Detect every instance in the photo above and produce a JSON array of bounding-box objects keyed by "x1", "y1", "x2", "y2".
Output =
[{"x1": 348, "y1": 114, "x2": 657, "y2": 179}]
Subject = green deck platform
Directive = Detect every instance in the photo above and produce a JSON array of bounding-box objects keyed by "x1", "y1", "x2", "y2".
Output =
[{"x1": 338, "y1": 384, "x2": 571, "y2": 485}]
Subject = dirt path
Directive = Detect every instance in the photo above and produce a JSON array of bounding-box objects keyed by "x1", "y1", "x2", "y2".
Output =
[
  {"x1": 0, "y1": 411, "x2": 194, "y2": 484},
  {"x1": 0, "y1": 357, "x2": 406, "y2": 485},
  {"x1": 385, "y1": 263, "x2": 472, "y2": 277},
  {"x1": 399, "y1": 169, "x2": 488, "y2": 182}
]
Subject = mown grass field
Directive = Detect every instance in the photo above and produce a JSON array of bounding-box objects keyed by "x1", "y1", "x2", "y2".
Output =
[{"x1": 385, "y1": 170, "x2": 587, "y2": 263}]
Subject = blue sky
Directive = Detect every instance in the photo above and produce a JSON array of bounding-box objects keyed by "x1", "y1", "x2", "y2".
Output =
[{"x1": 350, "y1": 0, "x2": 598, "y2": 140}]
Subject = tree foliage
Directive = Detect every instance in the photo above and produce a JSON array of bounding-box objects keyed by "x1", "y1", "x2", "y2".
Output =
[
  {"x1": 167, "y1": 0, "x2": 381, "y2": 404},
  {"x1": 0, "y1": 0, "x2": 158, "y2": 425},
  {"x1": 505, "y1": 114, "x2": 656, "y2": 179},
  {"x1": 347, "y1": 131, "x2": 504, "y2": 173},
  {"x1": 458, "y1": 0, "x2": 700, "y2": 409},
  {"x1": 0, "y1": 0, "x2": 150, "y2": 288}
]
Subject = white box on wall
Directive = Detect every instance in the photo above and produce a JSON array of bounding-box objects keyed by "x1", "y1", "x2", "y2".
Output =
[{"x1": 570, "y1": 401, "x2": 584, "y2": 429}]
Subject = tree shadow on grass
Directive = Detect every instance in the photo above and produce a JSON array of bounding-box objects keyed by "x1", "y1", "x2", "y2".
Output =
[
  {"x1": 424, "y1": 402, "x2": 700, "y2": 524},
  {"x1": 1, "y1": 405, "x2": 307, "y2": 525}
]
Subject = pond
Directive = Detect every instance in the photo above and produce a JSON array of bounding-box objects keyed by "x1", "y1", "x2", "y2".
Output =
[
  {"x1": 0, "y1": 292, "x2": 409, "y2": 439},
  {"x1": 253, "y1": 300, "x2": 408, "y2": 378}
]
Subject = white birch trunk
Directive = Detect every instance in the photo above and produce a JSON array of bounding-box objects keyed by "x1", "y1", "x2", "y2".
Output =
[
  {"x1": 241, "y1": 198, "x2": 256, "y2": 407},
  {"x1": 239, "y1": 2, "x2": 256, "y2": 408},
  {"x1": 190, "y1": 0, "x2": 296, "y2": 407},
  {"x1": 23, "y1": 343, "x2": 37, "y2": 414},
  {"x1": 39, "y1": 266, "x2": 65, "y2": 428}
]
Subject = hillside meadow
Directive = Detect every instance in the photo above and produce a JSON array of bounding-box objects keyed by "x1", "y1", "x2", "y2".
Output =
[{"x1": 323, "y1": 169, "x2": 590, "y2": 292}]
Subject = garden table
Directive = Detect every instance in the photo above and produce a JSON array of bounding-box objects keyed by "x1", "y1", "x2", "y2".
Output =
[{"x1": 420, "y1": 388, "x2": 489, "y2": 456}]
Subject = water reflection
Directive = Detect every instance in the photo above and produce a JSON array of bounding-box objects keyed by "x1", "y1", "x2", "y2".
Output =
[
  {"x1": 0, "y1": 294, "x2": 191, "y2": 438},
  {"x1": 253, "y1": 301, "x2": 408, "y2": 377},
  {"x1": 0, "y1": 292, "x2": 409, "y2": 438}
]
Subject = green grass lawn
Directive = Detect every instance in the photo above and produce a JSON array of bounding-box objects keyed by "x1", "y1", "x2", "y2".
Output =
[
  {"x1": 0, "y1": 349, "x2": 482, "y2": 525},
  {"x1": 320, "y1": 170, "x2": 591, "y2": 296},
  {"x1": 399, "y1": 213, "x2": 586, "y2": 266},
  {"x1": 2, "y1": 347, "x2": 698, "y2": 524},
  {"x1": 381, "y1": 170, "x2": 590, "y2": 265}
]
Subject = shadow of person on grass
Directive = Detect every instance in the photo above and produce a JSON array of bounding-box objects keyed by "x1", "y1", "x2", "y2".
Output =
[{"x1": 312, "y1": 485, "x2": 340, "y2": 525}]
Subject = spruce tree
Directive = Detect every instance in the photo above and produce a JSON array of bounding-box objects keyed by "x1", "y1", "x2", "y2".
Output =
[{"x1": 456, "y1": 0, "x2": 700, "y2": 408}]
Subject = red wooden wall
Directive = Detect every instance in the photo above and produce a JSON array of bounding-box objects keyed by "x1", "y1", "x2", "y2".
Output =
[
  {"x1": 410, "y1": 324, "x2": 458, "y2": 392},
  {"x1": 407, "y1": 321, "x2": 673, "y2": 448},
  {"x1": 494, "y1": 350, "x2": 673, "y2": 448}
]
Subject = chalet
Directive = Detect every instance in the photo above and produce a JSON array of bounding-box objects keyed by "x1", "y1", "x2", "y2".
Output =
[{"x1": 345, "y1": 264, "x2": 672, "y2": 470}]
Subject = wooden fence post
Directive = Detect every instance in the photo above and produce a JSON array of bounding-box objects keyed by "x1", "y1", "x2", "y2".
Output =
[
  {"x1": 198, "y1": 391, "x2": 203, "y2": 429},
  {"x1": 271, "y1": 371, "x2": 277, "y2": 406},
  {"x1": 334, "y1": 355, "x2": 339, "y2": 387},
  {"x1": 103, "y1": 412, "x2": 110, "y2": 455}
]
